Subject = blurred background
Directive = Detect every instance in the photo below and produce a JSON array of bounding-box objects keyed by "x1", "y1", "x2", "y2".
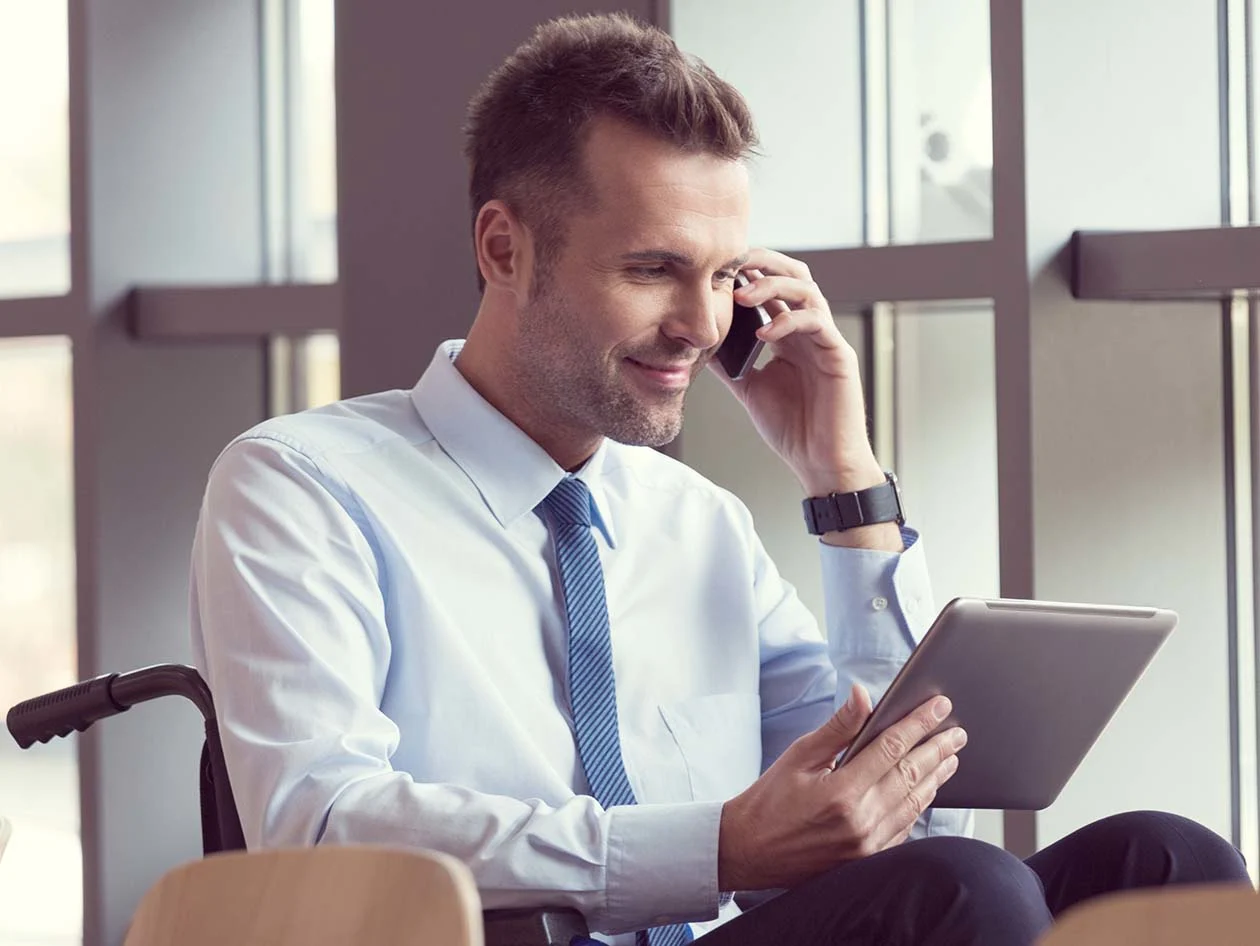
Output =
[{"x1": 1, "y1": 0, "x2": 1258, "y2": 943}]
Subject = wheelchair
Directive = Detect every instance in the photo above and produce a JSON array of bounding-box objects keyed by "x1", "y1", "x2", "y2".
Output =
[{"x1": 6, "y1": 664, "x2": 590, "y2": 946}]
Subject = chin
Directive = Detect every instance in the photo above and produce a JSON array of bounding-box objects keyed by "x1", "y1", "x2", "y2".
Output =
[{"x1": 602, "y1": 411, "x2": 684, "y2": 448}]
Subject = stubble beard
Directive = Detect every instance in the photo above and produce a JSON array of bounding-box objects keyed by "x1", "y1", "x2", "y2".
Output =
[{"x1": 515, "y1": 278, "x2": 688, "y2": 448}]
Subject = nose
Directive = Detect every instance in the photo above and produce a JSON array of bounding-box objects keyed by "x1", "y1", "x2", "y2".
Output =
[{"x1": 660, "y1": 283, "x2": 724, "y2": 352}]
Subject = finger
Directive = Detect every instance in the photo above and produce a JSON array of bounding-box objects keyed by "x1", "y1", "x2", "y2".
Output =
[
  {"x1": 873, "y1": 726, "x2": 967, "y2": 805},
  {"x1": 870, "y1": 749, "x2": 961, "y2": 850},
  {"x1": 741, "y1": 248, "x2": 814, "y2": 283},
  {"x1": 841, "y1": 695, "x2": 953, "y2": 789},
  {"x1": 735, "y1": 274, "x2": 824, "y2": 312},
  {"x1": 755, "y1": 308, "x2": 844, "y2": 348},
  {"x1": 787, "y1": 683, "x2": 872, "y2": 769}
]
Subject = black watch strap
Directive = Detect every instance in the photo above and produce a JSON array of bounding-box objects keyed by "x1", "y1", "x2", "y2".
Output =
[{"x1": 802, "y1": 472, "x2": 905, "y2": 535}]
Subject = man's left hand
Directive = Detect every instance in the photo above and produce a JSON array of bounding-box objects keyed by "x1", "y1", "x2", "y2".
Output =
[{"x1": 711, "y1": 249, "x2": 901, "y2": 551}]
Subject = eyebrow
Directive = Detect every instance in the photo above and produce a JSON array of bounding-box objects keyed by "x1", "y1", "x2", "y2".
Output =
[{"x1": 618, "y1": 249, "x2": 750, "y2": 271}]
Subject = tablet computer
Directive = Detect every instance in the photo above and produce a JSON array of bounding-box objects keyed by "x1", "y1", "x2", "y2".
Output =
[{"x1": 836, "y1": 597, "x2": 1176, "y2": 810}]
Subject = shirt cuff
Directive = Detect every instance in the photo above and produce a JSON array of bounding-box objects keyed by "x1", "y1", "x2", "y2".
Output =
[
  {"x1": 602, "y1": 801, "x2": 723, "y2": 934},
  {"x1": 821, "y1": 526, "x2": 936, "y2": 661}
]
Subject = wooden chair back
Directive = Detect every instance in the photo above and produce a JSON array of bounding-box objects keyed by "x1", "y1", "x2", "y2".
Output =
[
  {"x1": 1036, "y1": 883, "x2": 1260, "y2": 946},
  {"x1": 123, "y1": 845, "x2": 483, "y2": 946}
]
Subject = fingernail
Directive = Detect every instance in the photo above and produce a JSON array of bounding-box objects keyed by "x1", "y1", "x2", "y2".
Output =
[
  {"x1": 932, "y1": 697, "x2": 951, "y2": 721},
  {"x1": 952, "y1": 728, "x2": 968, "y2": 749}
]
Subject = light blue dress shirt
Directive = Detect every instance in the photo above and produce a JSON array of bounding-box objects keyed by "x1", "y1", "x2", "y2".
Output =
[{"x1": 190, "y1": 340, "x2": 972, "y2": 943}]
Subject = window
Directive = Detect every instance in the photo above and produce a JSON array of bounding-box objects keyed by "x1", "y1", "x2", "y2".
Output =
[
  {"x1": 889, "y1": 0, "x2": 993, "y2": 243},
  {"x1": 0, "y1": 1, "x2": 70, "y2": 298},
  {"x1": 264, "y1": 0, "x2": 340, "y2": 416},
  {"x1": 293, "y1": 0, "x2": 337, "y2": 283},
  {"x1": 0, "y1": 337, "x2": 79, "y2": 946}
]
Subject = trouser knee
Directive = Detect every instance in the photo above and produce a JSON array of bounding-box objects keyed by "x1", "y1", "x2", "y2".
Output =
[
  {"x1": 1082, "y1": 810, "x2": 1249, "y2": 886},
  {"x1": 873, "y1": 836, "x2": 1052, "y2": 946}
]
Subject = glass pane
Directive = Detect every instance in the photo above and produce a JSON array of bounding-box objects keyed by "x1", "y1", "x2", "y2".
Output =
[
  {"x1": 670, "y1": 0, "x2": 864, "y2": 250},
  {"x1": 303, "y1": 331, "x2": 340, "y2": 409},
  {"x1": 295, "y1": 0, "x2": 337, "y2": 281},
  {"x1": 0, "y1": 1, "x2": 70, "y2": 298},
  {"x1": 889, "y1": 0, "x2": 993, "y2": 243},
  {"x1": 0, "y1": 336, "x2": 80, "y2": 946},
  {"x1": 893, "y1": 301, "x2": 998, "y2": 599}
]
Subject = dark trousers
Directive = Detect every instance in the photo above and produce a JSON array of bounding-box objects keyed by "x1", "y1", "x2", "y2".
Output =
[{"x1": 693, "y1": 811, "x2": 1251, "y2": 946}]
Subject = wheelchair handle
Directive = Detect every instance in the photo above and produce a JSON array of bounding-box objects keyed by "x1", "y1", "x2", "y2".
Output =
[{"x1": 7, "y1": 664, "x2": 215, "y2": 749}]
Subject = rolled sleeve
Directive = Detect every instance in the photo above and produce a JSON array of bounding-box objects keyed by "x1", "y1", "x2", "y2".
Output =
[{"x1": 603, "y1": 801, "x2": 723, "y2": 934}]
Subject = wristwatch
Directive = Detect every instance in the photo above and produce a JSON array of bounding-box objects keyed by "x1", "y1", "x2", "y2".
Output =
[{"x1": 802, "y1": 471, "x2": 905, "y2": 535}]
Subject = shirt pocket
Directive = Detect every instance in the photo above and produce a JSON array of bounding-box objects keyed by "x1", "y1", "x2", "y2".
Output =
[{"x1": 658, "y1": 692, "x2": 763, "y2": 802}]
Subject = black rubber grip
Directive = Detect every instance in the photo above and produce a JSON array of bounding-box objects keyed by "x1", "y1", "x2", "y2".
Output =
[{"x1": 6, "y1": 673, "x2": 127, "y2": 748}]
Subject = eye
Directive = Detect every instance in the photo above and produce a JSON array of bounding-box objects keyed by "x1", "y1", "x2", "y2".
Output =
[
  {"x1": 631, "y1": 266, "x2": 669, "y2": 278},
  {"x1": 714, "y1": 270, "x2": 737, "y2": 284}
]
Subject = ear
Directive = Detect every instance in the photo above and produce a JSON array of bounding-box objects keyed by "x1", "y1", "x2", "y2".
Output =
[{"x1": 474, "y1": 199, "x2": 534, "y2": 297}]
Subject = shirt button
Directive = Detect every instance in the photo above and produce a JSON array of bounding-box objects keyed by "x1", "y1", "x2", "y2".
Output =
[
  {"x1": 906, "y1": 598, "x2": 918, "y2": 614},
  {"x1": 871, "y1": 596, "x2": 888, "y2": 611}
]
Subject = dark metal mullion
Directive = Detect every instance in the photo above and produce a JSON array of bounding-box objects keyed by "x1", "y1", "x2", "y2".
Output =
[
  {"x1": 1219, "y1": 0, "x2": 1245, "y2": 856},
  {"x1": 793, "y1": 240, "x2": 997, "y2": 306},
  {"x1": 988, "y1": 0, "x2": 1036, "y2": 860},
  {"x1": 128, "y1": 284, "x2": 340, "y2": 339},
  {"x1": 1247, "y1": 0, "x2": 1260, "y2": 874},
  {"x1": 0, "y1": 296, "x2": 79, "y2": 338}
]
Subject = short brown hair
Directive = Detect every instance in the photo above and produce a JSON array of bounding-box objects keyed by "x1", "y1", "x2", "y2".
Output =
[{"x1": 463, "y1": 13, "x2": 759, "y2": 291}]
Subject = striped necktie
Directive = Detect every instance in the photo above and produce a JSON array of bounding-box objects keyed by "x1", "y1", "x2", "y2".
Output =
[{"x1": 539, "y1": 476, "x2": 692, "y2": 946}]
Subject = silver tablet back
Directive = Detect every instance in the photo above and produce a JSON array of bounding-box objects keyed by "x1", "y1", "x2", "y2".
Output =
[{"x1": 840, "y1": 598, "x2": 1176, "y2": 810}]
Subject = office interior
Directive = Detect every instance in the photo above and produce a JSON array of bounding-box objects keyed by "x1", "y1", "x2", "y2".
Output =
[{"x1": 1, "y1": 0, "x2": 1259, "y2": 943}]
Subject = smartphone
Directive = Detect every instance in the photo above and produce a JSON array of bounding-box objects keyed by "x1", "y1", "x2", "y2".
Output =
[{"x1": 715, "y1": 271, "x2": 773, "y2": 380}]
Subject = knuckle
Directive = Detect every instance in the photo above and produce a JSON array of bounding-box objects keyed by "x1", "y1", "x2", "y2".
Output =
[
  {"x1": 904, "y1": 786, "x2": 926, "y2": 818},
  {"x1": 879, "y1": 733, "x2": 908, "y2": 763},
  {"x1": 896, "y1": 756, "x2": 920, "y2": 787},
  {"x1": 830, "y1": 791, "x2": 858, "y2": 821}
]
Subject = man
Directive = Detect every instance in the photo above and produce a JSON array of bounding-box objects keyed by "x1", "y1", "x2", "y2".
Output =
[{"x1": 191, "y1": 13, "x2": 1249, "y2": 945}]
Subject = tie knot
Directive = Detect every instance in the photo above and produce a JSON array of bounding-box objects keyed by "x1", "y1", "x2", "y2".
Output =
[{"x1": 542, "y1": 476, "x2": 593, "y2": 527}]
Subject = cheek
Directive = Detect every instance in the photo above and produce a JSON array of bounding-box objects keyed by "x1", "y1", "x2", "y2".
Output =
[{"x1": 605, "y1": 284, "x2": 676, "y2": 339}]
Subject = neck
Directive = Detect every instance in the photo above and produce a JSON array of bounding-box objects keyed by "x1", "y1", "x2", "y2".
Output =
[{"x1": 457, "y1": 317, "x2": 602, "y2": 472}]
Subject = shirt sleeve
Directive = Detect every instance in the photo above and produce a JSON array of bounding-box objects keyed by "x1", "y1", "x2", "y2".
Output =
[
  {"x1": 755, "y1": 526, "x2": 974, "y2": 839},
  {"x1": 189, "y1": 435, "x2": 722, "y2": 935}
]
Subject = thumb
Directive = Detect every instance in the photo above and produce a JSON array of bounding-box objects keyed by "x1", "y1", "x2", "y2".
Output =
[{"x1": 793, "y1": 683, "x2": 872, "y2": 768}]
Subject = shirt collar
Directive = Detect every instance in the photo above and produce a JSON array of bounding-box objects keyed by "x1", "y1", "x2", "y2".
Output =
[{"x1": 410, "y1": 340, "x2": 617, "y2": 548}]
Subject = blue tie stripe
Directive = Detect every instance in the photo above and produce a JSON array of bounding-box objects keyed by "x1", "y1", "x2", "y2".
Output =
[{"x1": 539, "y1": 477, "x2": 692, "y2": 946}]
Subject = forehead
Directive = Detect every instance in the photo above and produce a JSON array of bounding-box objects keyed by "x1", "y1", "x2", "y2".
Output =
[{"x1": 573, "y1": 117, "x2": 750, "y2": 255}]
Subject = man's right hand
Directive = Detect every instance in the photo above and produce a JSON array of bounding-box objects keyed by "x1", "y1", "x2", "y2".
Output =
[{"x1": 717, "y1": 684, "x2": 967, "y2": 891}]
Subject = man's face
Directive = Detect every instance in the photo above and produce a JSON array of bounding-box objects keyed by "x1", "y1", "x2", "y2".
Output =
[{"x1": 514, "y1": 118, "x2": 751, "y2": 449}]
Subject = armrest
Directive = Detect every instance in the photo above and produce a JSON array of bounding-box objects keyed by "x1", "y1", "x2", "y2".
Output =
[{"x1": 483, "y1": 907, "x2": 589, "y2": 946}]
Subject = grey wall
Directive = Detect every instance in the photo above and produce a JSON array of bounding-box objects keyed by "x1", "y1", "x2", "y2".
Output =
[
  {"x1": 1023, "y1": 0, "x2": 1231, "y2": 845},
  {"x1": 75, "y1": 2, "x2": 267, "y2": 942}
]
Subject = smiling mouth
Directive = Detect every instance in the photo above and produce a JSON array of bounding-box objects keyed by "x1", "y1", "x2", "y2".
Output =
[{"x1": 625, "y1": 357, "x2": 694, "y2": 390}]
